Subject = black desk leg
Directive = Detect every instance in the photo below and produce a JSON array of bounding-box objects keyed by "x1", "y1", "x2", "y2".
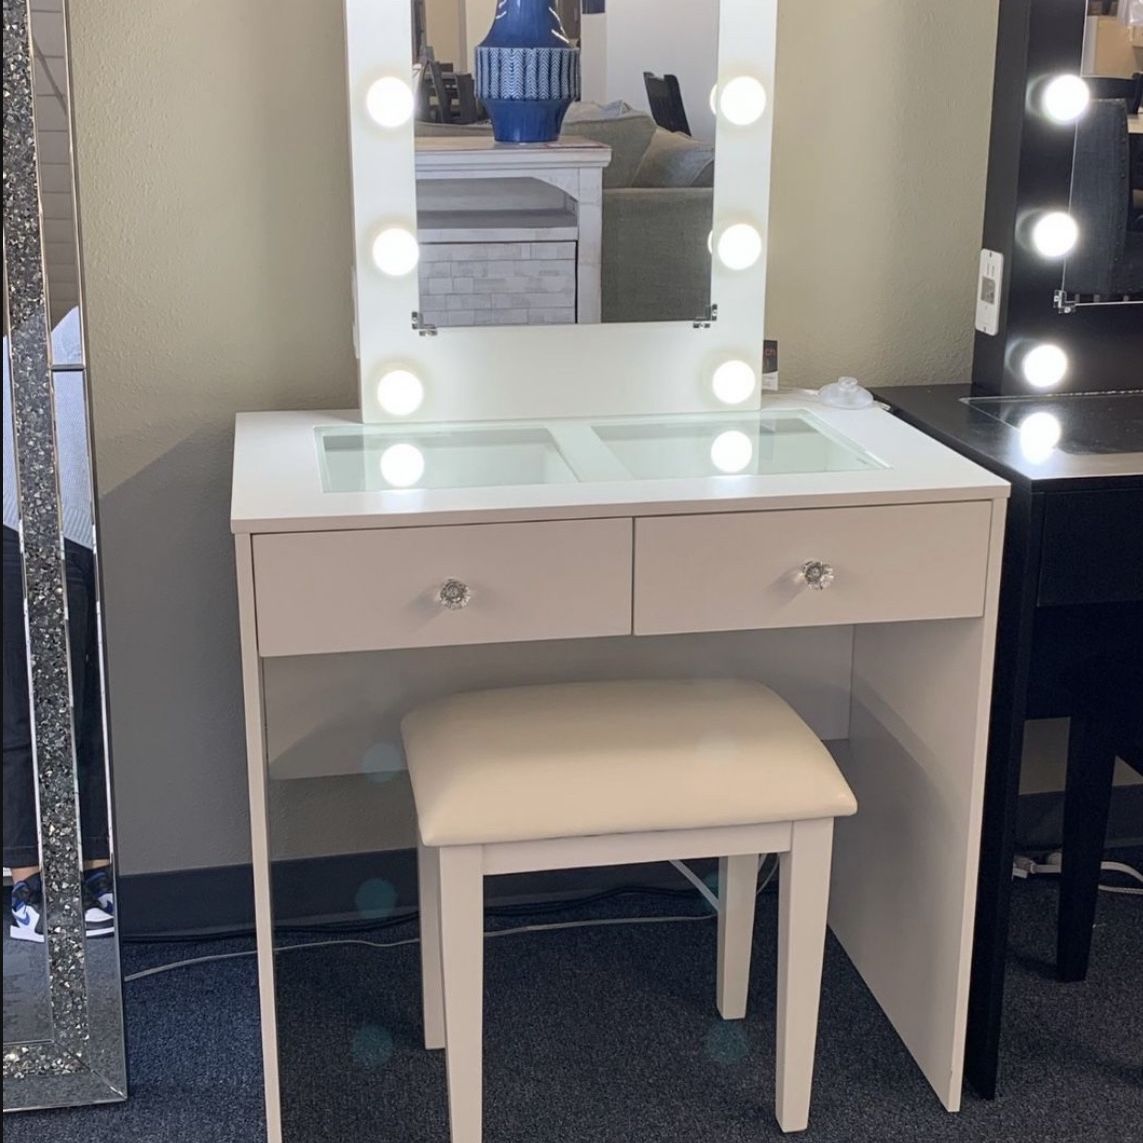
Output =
[{"x1": 1057, "y1": 716, "x2": 1117, "y2": 983}]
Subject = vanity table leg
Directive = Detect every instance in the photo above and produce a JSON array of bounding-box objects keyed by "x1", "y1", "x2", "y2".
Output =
[{"x1": 235, "y1": 536, "x2": 283, "y2": 1143}]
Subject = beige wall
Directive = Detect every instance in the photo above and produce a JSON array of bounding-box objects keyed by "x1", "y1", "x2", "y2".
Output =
[
  {"x1": 767, "y1": 1, "x2": 998, "y2": 389},
  {"x1": 69, "y1": 0, "x2": 1001, "y2": 876}
]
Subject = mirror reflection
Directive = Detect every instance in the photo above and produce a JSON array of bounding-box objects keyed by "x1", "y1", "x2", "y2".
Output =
[
  {"x1": 412, "y1": 0, "x2": 719, "y2": 327},
  {"x1": 1061, "y1": 2, "x2": 1142, "y2": 304},
  {"x1": 31, "y1": 0, "x2": 84, "y2": 364},
  {"x1": 4, "y1": 0, "x2": 125, "y2": 1107}
]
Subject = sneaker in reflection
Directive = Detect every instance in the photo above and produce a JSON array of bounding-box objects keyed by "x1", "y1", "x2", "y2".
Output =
[
  {"x1": 9, "y1": 874, "x2": 45, "y2": 943},
  {"x1": 7, "y1": 872, "x2": 114, "y2": 942},
  {"x1": 85, "y1": 868, "x2": 114, "y2": 914},
  {"x1": 84, "y1": 871, "x2": 115, "y2": 938}
]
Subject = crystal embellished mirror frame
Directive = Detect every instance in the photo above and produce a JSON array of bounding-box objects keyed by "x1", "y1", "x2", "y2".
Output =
[
  {"x1": 2, "y1": 0, "x2": 126, "y2": 1111},
  {"x1": 343, "y1": 0, "x2": 778, "y2": 424}
]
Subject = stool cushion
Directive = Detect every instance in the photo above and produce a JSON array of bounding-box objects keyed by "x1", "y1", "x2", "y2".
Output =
[{"x1": 402, "y1": 680, "x2": 857, "y2": 847}]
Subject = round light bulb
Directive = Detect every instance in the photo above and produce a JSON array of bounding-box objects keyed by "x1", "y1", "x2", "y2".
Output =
[
  {"x1": 1031, "y1": 211, "x2": 1078, "y2": 258},
  {"x1": 1018, "y1": 412, "x2": 1062, "y2": 463},
  {"x1": 1041, "y1": 75, "x2": 1089, "y2": 124},
  {"x1": 379, "y1": 443, "x2": 425, "y2": 488},
  {"x1": 372, "y1": 227, "x2": 419, "y2": 276},
  {"x1": 376, "y1": 369, "x2": 424, "y2": 416},
  {"x1": 365, "y1": 76, "x2": 414, "y2": 128},
  {"x1": 719, "y1": 76, "x2": 767, "y2": 126},
  {"x1": 1021, "y1": 343, "x2": 1068, "y2": 389},
  {"x1": 711, "y1": 360, "x2": 756, "y2": 405},
  {"x1": 710, "y1": 430, "x2": 754, "y2": 475},
  {"x1": 716, "y1": 223, "x2": 763, "y2": 271}
]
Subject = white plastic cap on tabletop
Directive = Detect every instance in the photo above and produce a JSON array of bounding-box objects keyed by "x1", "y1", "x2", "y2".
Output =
[{"x1": 818, "y1": 376, "x2": 875, "y2": 410}]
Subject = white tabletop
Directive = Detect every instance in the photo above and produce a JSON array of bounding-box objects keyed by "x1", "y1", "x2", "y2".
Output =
[{"x1": 231, "y1": 397, "x2": 1009, "y2": 534}]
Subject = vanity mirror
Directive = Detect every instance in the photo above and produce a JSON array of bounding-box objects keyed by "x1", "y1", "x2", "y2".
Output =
[
  {"x1": 410, "y1": 0, "x2": 720, "y2": 329},
  {"x1": 344, "y1": 0, "x2": 775, "y2": 423},
  {"x1": 972, "y1": 0, "x2": 1143, "y2": 394}
]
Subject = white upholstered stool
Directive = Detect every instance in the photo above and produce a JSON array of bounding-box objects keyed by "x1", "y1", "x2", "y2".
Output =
[{"x1": 402, "y1": 680, "x2": 858, "y2": 1141}]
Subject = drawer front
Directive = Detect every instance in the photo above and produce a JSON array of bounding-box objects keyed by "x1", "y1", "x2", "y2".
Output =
[
  {"x1": 1037, "y1": 489, "x2": 1143, "y2": 607},
  {"x1": 254, "y1": 519, "x2": 633, "y2": 657},
  {"x1": 634, "y1": 501, "x2": 993, "y2": 635}
]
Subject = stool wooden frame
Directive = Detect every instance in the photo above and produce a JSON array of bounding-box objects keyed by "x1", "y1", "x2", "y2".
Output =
[{"x1": 418, "y1": 817, "x2": 836, "y2": 1141}]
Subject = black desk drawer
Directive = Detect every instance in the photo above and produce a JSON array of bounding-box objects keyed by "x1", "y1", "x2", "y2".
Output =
[{"x1": 1038, "y1": 489, "x2": 1143, "y2": 606}]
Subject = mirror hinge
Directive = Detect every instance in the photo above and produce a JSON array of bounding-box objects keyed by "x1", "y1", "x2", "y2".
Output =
[
  {"x1": 693, "y1": 303, "x2": 718, "y2": 329},
  {"x1": 412, "y1": 312, "x2": 439, "y2": 336}
]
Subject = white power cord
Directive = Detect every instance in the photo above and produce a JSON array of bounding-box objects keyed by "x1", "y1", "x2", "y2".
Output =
[
  {"x1": 1012, "y1": 851, "x2": 1143, "y2": 896},
  {"x1": 125, "y1": 857, "x2": 781, "y2": 985}
]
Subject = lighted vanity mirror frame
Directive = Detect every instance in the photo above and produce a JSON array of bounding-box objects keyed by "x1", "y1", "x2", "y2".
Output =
[{"x1": 343, "y1": 0, "x2": 777, "y2": 424}]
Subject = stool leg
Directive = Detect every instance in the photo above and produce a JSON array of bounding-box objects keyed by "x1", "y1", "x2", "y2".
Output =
[
  {"x1": 1057, "y1": 715, "x2": 1117, "y2": 983},
  {"x1": 439, "y1": 845, "x2": 485, "y2": 1143},
  {"x1": 418, "y1": 842, "x2": 446, "y2": 1050},
  {"x1": 717, "y1": 854, "x2": 759, "y2": 1020},
  {"x1": 775, "y1": 818, "x2": 833, "y2": 1134}
]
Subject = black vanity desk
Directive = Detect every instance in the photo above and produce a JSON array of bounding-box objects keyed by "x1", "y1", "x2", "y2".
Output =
[{"x1": 874, "y1": 383, "x2": 1143, "y2": 1100}]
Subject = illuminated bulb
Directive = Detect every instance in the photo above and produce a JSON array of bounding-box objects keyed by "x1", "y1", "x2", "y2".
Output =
[
  {"x1": 710, "y1": 430, "x2": 754, "y2": 474},
  {"x1": 711, "y1": 360, "x2": 756, "y2": 405},
  {"x1": 365, "y1": 76, "x2": 414, "y2": 128},
  {"x1": 1031, "y1": 211, "x2": 1078, "y2": 258},
  {"x1": 716, "y1": 223, "x2": 763, "y2": 270},
  {"x1": 1018, "y1": 412, "x2": 1062, "y2": 463},
  {"x1": 1021, "y1": 343, "x2": 1068, "y2": 389},
  {"x1": 376, "y1": 369, "x2": 424, "y2": 416},
  {"x1": 1041, "y1": 75, "x2": 1089, "y2": 124},
  {"x1": 372, "y1": 227, "x2": 419, "y2": 276},
  {"x1": 379, "y1": 443, "x2": 425, "y2": 488},
  {"x1": 719, "y1": 77, "x2": 767, "y2": 126}
]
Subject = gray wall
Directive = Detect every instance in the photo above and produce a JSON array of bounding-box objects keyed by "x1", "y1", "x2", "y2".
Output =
[{"x1": 69, "y1": 0, "x2": 1002, "y2": 876}]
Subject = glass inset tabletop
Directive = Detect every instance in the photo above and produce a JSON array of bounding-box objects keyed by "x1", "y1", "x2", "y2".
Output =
[
  {"x1": 316, "y1": 410, "x2": 885, "y2": 493},
  {"x1": 962, "y1": 393, "x2": 1143, "y2": 456},
  {"x1": 591, "y1": 411, "x2": 885, "y2": 479},
  {"x1": 318, "y1": 425, "x2": 577, "y2": 491}
]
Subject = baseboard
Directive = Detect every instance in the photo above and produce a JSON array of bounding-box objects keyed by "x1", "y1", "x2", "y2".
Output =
[
  {"x1": 118, "y1": 785, "x2": 1143, "y2": 940},
  {"x1": 117, "y1": 851, "x2": 715, "y2": 940}
]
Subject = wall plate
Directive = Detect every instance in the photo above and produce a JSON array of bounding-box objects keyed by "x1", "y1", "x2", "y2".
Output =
[{"x1": 975, "y1": 249, "x2": 1003, "y2": 337}]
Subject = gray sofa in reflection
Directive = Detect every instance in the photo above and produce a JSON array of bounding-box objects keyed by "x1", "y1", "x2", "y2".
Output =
[{"x1": 415, "y1": 102, "x2": 715, "y2": 323}]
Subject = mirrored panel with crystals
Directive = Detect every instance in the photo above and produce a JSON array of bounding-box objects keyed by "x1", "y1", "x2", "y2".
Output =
[
  {"x1": 412, "y1": 0, "x2": 719, "y2": 327},
  {"x1": 3, "y1": 0, "x2": 126, "y2": 1112}
]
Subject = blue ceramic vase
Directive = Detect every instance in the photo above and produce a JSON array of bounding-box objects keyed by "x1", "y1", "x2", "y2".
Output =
[{"x1": 475, "y1": 0, "x2": 581, "y2": 143}]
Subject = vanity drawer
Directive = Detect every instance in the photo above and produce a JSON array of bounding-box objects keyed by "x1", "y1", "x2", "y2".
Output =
[
  {"x1": 253, "y1": 518, "x2": 633, "y2": 657},
  {"x1": 634, "y1": 501, "x2": 992, "y2": 635}
]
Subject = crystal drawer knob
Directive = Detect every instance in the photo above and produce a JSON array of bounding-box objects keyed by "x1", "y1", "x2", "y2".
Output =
[
  {"x1": 438, "y1": 579, "x2": 472, "y2": 610},
  {"x1": 800, "y1": 560, "x2": 835, "y2": 591}
]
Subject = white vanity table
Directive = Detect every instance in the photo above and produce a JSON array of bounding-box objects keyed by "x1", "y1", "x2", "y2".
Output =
[
  {"x1": 235, "y1": 5, "x2": 1009, "y2": 1139},
  {"x1": 232, "y1": 399, "x2": 1008, "y2": 1140}
]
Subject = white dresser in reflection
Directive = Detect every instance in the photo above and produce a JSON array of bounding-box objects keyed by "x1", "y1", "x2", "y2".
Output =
[
  {"x1": 415, "y1": 138, "x2": 613, "y2": 327},
  {"x1": 232, "y1": 398, "x2": 1009, "y2": 1142}
]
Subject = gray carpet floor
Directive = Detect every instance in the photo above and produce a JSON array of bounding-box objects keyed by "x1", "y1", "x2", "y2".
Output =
[{"x1": 4, "y1": 873, "x2": 1141, "y2": 1142}]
